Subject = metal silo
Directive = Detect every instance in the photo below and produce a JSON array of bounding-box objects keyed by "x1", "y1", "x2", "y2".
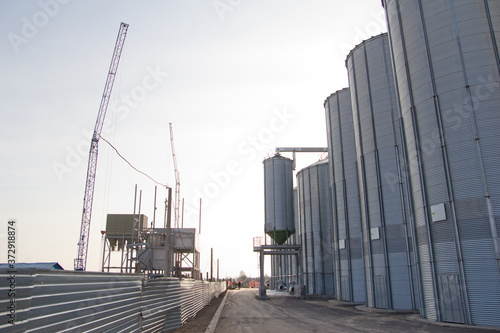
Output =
[
  {"x1": 346, "y1": 33, "x2": 417, "y2": 310},
  {"x1": 264, "y1": 155, "x2": 295, "y2": 245},
  {"x1": 383, "y1": 0, "x2": 500, "y2": 326},
  {"x1": 297, "y1": 159, "x2": 335, "y2": 295},
  {"x1": 324, "y1": 88, "x2": 366, "y2": 303}
]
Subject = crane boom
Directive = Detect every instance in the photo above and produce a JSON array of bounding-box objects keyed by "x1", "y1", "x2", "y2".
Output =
[
  {"x1": 169, "y1": 123, "x2": 180, "y2": 228},
  {"x1": 74, "y1": 22, "x2": 129, "y2": 271}
]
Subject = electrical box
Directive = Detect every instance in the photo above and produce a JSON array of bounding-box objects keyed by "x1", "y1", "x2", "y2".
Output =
[
  {"x1": 339, "y1": 239, "x2": 346, "y2": 249},
  {"x1": 371, "y1": 227, "x2": 380, "y2": 240},
  {"x1": 431, "y1": 203, "x2": 447, "y2": 222}
]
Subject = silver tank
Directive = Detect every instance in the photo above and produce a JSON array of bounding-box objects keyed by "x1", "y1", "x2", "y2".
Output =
[
  {"x1": 346, "y1": 33, "x2": 417, "y2": 310},
  {"x1": 263, "y1": 155, "x2": 295, "y2": 245},
  {"x1": 384, "y1": 0, "x2": 500, "y2": 325},
  {"x1": 297, "y1": 159, "x2": 334, "y2": 295},
  {"x1": 324, "y1": 88, "x2": 366, "y2": 303}
]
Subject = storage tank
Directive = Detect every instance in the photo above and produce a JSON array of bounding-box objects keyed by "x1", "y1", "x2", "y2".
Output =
[
  {"x1": 383, "y1": 0, "x2": 500, "y2": 325},
  {"x1": 297, "y1": 159, "x2": 334, "y2": 295},
  {"x1": 106, "y1": 214, "x2": 148, "y2": 250},
  {"x1": 324, "y1": 88, "x2": 366, "y2": 303},
  {"x1": 346, "y1": 33, "x2": 417, "y2": 310},
  {"x1": 263, "y1": 155, "x2": 295, "y2": 245}
]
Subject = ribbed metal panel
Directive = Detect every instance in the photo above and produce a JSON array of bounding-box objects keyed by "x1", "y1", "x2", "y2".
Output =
[
  {"x1": 0, "y1": 269, "x2": 142, "y2": 333},
  {"x1": 141, "y1": 278, "x2": 182, "y2": 332},
  {"x1": 324, "y1": 88, "x2": 366, "y2": 303},
  {"x1": 297, "y1": 159, "x2": 334, "y2": 295},
  {"x1": 346, "y1": 33, "x2": 415, "y2": 310},
  {"x1": 264, "y1": 155, "x2": 295, "y2": 245},
  {"x1": 384, "y1": 0, "x2": 500, "y2": 326},
  {"x1": 0, "y1": 269, "x2": 226, "y2": 332}
]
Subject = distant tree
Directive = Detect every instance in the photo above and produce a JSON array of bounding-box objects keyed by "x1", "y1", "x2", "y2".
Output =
[{"x1": 237, "y1": 270, "x2": 247, "y2": 282}]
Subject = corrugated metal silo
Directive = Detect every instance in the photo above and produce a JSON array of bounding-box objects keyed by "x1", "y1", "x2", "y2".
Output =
[
  {"x1": 297, "y1": 159, "x2": 335, "y2": 295},
  {"x1": 346, "y1": 33, "x2": 417, "y2": 310},
  {"x1": 324, "y1": 88, "x2": 366, "y2": 303},
  {"x1": 264, "y1": 155, "x2": 295, "y2": 245},
  {"x1": 383, "y1": 0, "x2": 500, "y2": 325}
]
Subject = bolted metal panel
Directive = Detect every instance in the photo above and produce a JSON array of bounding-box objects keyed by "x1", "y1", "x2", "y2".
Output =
[
  {"x1": 346, "y1": 33, "x2": 416, "y2": 310},
  {"x1": 297, "y1": 159, "x2": 334, "y2": 295},
  {"x1": 264, "y1": 155, "x2": 295, "y2": 245},
  {"x1": 384, "y1": 0, "x2": 500, "y2": 326},
  {"x1": 325, "y1": 88, "x2": 366, "y2": 303}
]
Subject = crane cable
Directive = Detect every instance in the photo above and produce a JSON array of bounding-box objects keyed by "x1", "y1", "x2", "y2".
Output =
[{"x1": 97, "y1": 132, "x2": 168, "y2": 189}]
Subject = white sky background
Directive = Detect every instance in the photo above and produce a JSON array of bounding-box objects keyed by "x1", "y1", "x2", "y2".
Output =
[{"x1": 0, "y1": 0, "x2": 386, "y2": 278}]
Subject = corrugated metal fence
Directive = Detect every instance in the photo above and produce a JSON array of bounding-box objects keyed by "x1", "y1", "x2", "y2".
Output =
[{"x1": 0, "y1": 269, "x2": 226, "y2": 332}]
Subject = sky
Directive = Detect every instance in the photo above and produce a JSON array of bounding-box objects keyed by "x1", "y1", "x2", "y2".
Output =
[{"x1": 0, "y1": 0, "x2": 386, "y2": 278}]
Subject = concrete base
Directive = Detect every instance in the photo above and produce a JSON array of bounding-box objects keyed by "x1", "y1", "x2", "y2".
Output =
[
  {"x1": 298, "y1": 285, "x2": 307, "y2": 299},
  {"x1": 257, "y1": 285, "x2": 270, "y2": 300}
]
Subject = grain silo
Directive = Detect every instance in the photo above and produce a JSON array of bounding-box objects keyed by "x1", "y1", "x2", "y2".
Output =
[
  {"x1": 324, "y1": 88, "x2": 366, "y2": 303},
  {"x1": 297, "y1": 159, "x2": 335, "y2": 295},
  {"x1": 346, "y1": 33, "x2": 417, "y2": 310},
  {"x1": 383, "y1": 0, "x2": 500, "y2": 326},
  {"x1": 263, "y1": 155, "x2": 295, "y2": 245}
]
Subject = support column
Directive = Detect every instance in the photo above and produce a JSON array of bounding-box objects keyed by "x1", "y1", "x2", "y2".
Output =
[{"x1": 258, "y1": 249, "x2": 269, "y2": 300}]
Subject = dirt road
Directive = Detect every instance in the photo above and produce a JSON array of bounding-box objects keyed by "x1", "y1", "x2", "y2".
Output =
[{"x1": 214, "y1": 290, "x2": 495, "y2": 333}]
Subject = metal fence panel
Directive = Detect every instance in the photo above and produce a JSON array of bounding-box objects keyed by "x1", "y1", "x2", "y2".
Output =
[{"x1": 0, "y1": 269, "x2": 226, "y2": 333}]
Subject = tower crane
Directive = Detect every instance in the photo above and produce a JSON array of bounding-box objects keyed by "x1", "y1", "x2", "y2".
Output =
[
  {"x1": 169, "y1": 123, "x2": 181, "y2": 228},
  {"x1": 74, "y1": 22, "x2": 129, "y2": 271}
]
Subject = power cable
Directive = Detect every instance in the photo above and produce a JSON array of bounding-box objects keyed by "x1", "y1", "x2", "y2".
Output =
[{"x1": 97, "y1": 132, "x2": 168, "y2": 188}]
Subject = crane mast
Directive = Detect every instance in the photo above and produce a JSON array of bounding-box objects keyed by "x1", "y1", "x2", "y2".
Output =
[
  {"x1": 169, "y1": 123, "x2": 181, "y2": 228},
  {"x1": 74, "y1": 22, "x2": 129, "y2": 271}
]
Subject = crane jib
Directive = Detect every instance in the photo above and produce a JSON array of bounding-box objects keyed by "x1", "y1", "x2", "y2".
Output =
[{"x1": 74, "y1": 22, "x2": 129, "y2": 271}]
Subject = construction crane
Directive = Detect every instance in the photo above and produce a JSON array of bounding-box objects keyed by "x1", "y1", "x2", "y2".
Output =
[
  {"x1": 169, "y1": 123, "x2": 181, "y2": 228},
  {"x1": 74, "y1": 22, "x2": 129, "y2": 271}
]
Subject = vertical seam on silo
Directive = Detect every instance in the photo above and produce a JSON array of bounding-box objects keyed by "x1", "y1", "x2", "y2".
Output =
[
  {"x1": 272, "y1": 158, "x2": 276, "y2": 245},
  {"x1": 264, "y1": 160, "x2": 268, "y2": 246},
  {"x1": 483, "y1": 0, "x2": 500, "y2": 78},
  {"x1": 396, "y1": 0, "x2": 440, "y2": 320},
  {"x1": 317, "y1": 165, "x2": 326, "y2": 294},
  {"x1": 420, "y1": 0, "x2": 471, "y2": 323},
  {"x1": 307, "y1": 168, "x2": 315, "y2": 293},
  {"x1": 300, "y1": 171, "x2": 308, "y2": 293},
  {"x1": 351, "y1": 49, "x2": 376, "y2": 307},
  {"x1": 453, "y1": 0, "x2": 500, "y2": 283},
  {"x1": 385, "y1": 0, "x2": 424, "y2": 313},
  {"x1": 330, "y1": 95, "x2": 342, "y2": 299},
  {"x1": 338, "y1": 92, "x2": 354, "y2": 302},
  {"x1": 364, "y1": 37, "x2": 393, "y2": 310},
  {"x1": 382, "y1": 31, "x2": 416, "y2": 310}
]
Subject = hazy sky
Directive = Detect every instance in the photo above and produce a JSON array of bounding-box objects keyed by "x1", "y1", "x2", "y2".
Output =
[{"x1": 0, "y1": 0, "x2": 386, "y2": 277}]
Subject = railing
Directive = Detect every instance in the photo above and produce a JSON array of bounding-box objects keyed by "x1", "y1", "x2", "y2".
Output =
[{"x1": 253, "y1": 236, "x2": 262, "y2": 250}]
